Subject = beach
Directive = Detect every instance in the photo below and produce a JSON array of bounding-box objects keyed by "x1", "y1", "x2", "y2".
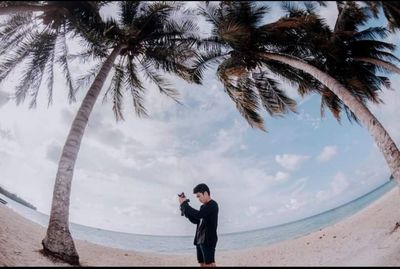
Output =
[{"x1": 1, "y1": 186, "x2": 400, "y2": 266}]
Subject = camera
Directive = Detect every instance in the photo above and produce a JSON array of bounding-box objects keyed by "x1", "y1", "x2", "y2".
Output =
[{"x1": 178, "y1": 192, "x2": 190, "y2": 216}]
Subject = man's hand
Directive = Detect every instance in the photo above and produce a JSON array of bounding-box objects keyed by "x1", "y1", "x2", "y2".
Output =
[{"x1": 178, "y1": 196, "x2": 188, "y2": 205}]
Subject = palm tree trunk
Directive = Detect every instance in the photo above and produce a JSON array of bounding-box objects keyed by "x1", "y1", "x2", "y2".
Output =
[
  {"x1": 0, "y1": 5, "x2": 59, "y2": 15},
  {"x1": 261, "y1": 52, "x2": 400, "y2": 182},
  {"x1": 41, "y1": 45, "x2": 123, "y2": 265},
  {"x1": 354, "y1": 57, "x2": 400, "y2": 74}
]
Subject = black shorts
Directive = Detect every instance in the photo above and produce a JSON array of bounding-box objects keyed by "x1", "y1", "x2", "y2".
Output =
[{"x1": 196, "y1": 244, "x2": 215, "y2": 264}]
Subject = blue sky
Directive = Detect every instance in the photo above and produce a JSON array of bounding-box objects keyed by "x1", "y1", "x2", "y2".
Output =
[{"x1": 0, "y1": 2, "x2": 399, "y2": 236}]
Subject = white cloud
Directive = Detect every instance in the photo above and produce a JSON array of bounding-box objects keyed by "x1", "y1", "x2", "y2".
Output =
[
  {"x1": 274, "y1": 171, "x2": 290, "y2": 182},
  {"x1": 275, "y1": 154, "x2": 310, "y2": 171},
  {"x1": 246, "y1": 206, "x2": 258, "y2": 216},
  {"x1": 289, "y1": 177, "x2": 308, "y2": 196},
  {"x1": 296, "y1": 109, "x2": 322, "y2": 129},
  {"x1": 0, "y1": 90, "x2": 9, "y2": 107},
  {"x1": 113, "y1": 205, "x2": 143, "y2": 217},
  {"x1": 284, "y1": 198, "x2": 306, "y2": 210},
  {"x1": 331, "y1": 171, "x2": 349, "y2": 195},
  {"x1": 317, "y1": 145, "x2": 338, "y2": 162},
  {"x1": 209, "y1": 120, "x2": 248, "y2": 155},
  {"x1": 260, "y1": 171, "x2": 291, "y2": 185},
  {"x1": 316, "y1": 171, "x2": 349, "y2": 202}
]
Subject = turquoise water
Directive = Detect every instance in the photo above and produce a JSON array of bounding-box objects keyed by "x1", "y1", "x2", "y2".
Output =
[{"x1": 1, "y1": 179, "x2": 396, "y2": 254}]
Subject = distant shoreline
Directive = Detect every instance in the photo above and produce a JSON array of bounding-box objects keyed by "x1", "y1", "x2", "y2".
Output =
[
  {"x1": 1, "y1": 184, "x2": 400, "y2": 266},
  {"x1": 0, "y1": 185, "x2": 36, "y2": 210},
  {"x1": 0, "y1": 179, "x2": 395, "y2": 256}
]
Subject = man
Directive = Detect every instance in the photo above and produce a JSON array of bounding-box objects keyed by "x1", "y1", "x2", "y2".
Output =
[{"x1": 179, "y1": 183, "x2": 219, "y2": 267}]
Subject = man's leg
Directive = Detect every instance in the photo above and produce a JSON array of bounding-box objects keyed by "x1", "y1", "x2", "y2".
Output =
[
  {"x1": 196, "y1": 245, "x2": 205, "y2": 267},
  {"x1": 199, "y1": 244, "x2": 216, "y2": 267}
]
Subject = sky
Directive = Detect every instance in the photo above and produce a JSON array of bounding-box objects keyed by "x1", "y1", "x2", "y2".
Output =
[{"x1": 0, "y1": 2, "x2": 399, "y2": 236}]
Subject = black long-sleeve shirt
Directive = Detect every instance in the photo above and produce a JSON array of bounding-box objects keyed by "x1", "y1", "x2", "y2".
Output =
[{"x1": 180, "y1": 199, "x2": 219, "y2": 247}]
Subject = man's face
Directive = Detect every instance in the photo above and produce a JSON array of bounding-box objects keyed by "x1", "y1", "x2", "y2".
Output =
[{"x1": 195, "y1": 192, "x2": 209, "y2": 204}]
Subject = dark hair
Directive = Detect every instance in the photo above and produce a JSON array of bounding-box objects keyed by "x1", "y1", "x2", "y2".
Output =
[{"x1": 193, "y1": 183, "x2": 210, "y2": 196}]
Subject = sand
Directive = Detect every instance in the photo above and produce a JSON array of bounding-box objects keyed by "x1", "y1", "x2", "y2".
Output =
[{"x1": 1, "y1": 186, "x2": 400, "y2": 266}]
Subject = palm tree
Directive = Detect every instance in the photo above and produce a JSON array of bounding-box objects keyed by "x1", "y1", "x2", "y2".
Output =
[
  {"x1": 280, "y1": 2, "x2": 399, "y2": 122},
  {"x1": 193, "y1": 2, "x2": 400, "y2": 183},
  {"x1": 0, "y1": 1, "x2": 108, "y2": 108},
  {"x1": 363, "y1": 1, "x2": 400, "y2": 32},
  {"x1": 0, "y1": 1, "x2": 201, "y2": 265},
  {"x1": 333, "y1": 1, "x2": 400, "y2": 75},
  {"x1": 285, "y1": 2, "x2": 400, "y2": 176},
  {"x1": 311, "y1": 1, "x2": 400, "y2": 33}
]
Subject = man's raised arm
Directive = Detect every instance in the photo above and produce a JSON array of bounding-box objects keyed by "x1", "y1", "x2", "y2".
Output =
[{"x1": 181, "y1": 201, "x2": 215, "y2": 220}]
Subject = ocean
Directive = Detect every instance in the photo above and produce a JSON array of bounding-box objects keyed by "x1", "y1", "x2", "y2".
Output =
[{"x1": 0, "y1": 179, "x2": 396, "y2": 255}]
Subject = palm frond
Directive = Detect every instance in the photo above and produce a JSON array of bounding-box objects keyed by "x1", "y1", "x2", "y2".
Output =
[
  {"x1": 55, "y1": 26, "x2": 76, "y2": 103},
  {"x1": 217, "y1": 58, "x2": 265, "y2": 131},
  {"x1": 303, "y1": 2, "x2": 318, "y2": 13},
  {"x1": 67, "y1": 47, "x2": 105, "y2": 64},
  {"x1": 197, "y1": 2, "x2": 222, "y2": 29},
  {"x1": 355, "y1": 57, "x2": 400, "y2": 75},
  {"x1": 125, "y1": 55, "x2": 147, "y2": 117},
  {"x1": 262, "y1": 58, "x2": 321, "y2": 91},
  {"x1": 223, "y1": 2, "x2": 270, "y2": 28},
  {"x1": 350, "y1": 39, "x2": 396, "y2": 52},
  {"x1": 235, "y1": 76, "x2": 266, "y2": 131},
  {"x1": 381, "y1": 2, "x2": 400, "y2": 32},
  {"x1": 253, "y1": 72, "x2": 298, "y2": 117},
  {"x1": 118, "y1": 1, "x2": 140, "y2": 26},
  {"x1": 343, "y1": 105, "x2": 360, "y2": 124},
  {"x1": 139, "y1": 58, "x2": 181, "y2": 104},
  {"x1": 363, "y1": 50, "x2": 400, "y2": 63},
  {"x1": 190, "y1": 51, "x2": 229, "y2": 84},
  {"x1": 280, "y1": 1, "x2": 302, "y2": 14},
  {"x1": 147, "y1": 19, "x2": 201, "y2": 52},
  {"x1": 320, "y1": 88, "x2": 342, "y2": 122},
  {"x1": 379, "y1": 76, "x2": 391, "y2": 89},
  {"x1": 0, "y1": 31, "x2": 39, "y2": 83},
  {"x1": 164, "y1": 18, "x2": 200, "y2": 37},
  {"x1": 105, "y1": 64, "x2": 126, "y2": 121},
  {"x1": 334, "y1": 2, "x2": 371, "y2": 32},
  {"x1": 352, "y1": 27, "x2": 389, "y2": 40},
  {"x1": 195, "y1": 36, "x2": 226, "y2": 53},
  {"x1": 13, "y1": 32, "x2": 57, "y2": 108},
  {"x1": 143, "y1": 46, "x2": 197, "y2": 83},
  {"x1": 77, "y1": 62, "x2": 103, "y2": 91},
  {"x1": 73, "y1": 17, "x2": 113, "y2": 58},
  {"x1": 131, "y1": 1, "x2": 176, "y2": 38},
  {"x1": 218, "y1": 19, "x2": 250, "y2": 45},
  {"x1": 364, "y1": 1, "x2": 380, "y2": 18},
  {"x1": 0, "y1": 14, "x2": 35, "y2": 53},
  {"x1": 45, "y1": 36, "x2": 56, "y2": 107}
]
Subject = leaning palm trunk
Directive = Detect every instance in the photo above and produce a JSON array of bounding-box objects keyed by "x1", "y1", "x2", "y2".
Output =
[
  {"x1": 354, "y1": 57, "x2": 400, "y2": 74},
  {"x1": 0, "y1": 5, "x2": 60, "y2": 15},
  {"x1": 262, "y1": 52, "x2": 400, "y2": 182},
  {"x1": 42, "y1": 45, "x2": 123, "y2": 265}
]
